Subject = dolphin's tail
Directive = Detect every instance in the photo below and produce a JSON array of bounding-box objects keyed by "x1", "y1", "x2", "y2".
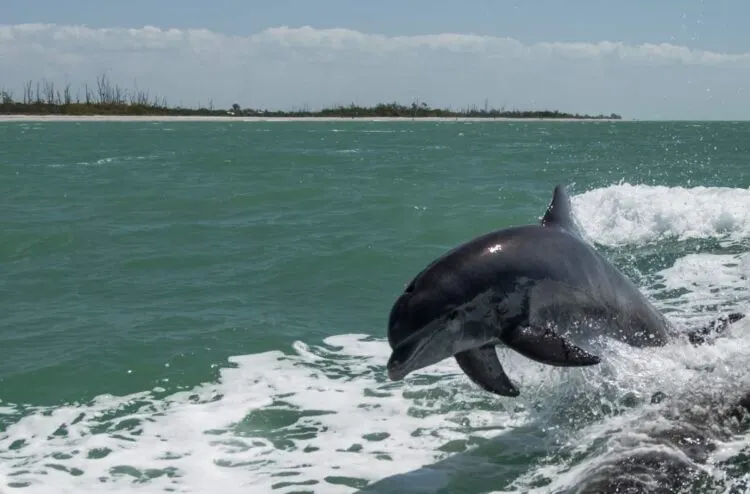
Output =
[{"x1": 686, "y1": 312, "x2": 745, "y2": 345}]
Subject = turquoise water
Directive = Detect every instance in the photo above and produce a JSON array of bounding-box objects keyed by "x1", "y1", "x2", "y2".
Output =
[{"x1": 2, "y1": 120, "x2": 750, "y2": 493}]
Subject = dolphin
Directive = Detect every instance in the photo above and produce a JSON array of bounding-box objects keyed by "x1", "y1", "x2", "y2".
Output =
[{"x1": 386, "y1": 184, "x2": 744, "y2": 397}]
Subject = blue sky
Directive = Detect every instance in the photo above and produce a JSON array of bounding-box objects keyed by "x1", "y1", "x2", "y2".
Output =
[
  {"x1": 2, "y1": 0, "x2": 750, "y2": 119},
  {"x1": 6, "y1": 0, "x2": 749, "y2": 52}
]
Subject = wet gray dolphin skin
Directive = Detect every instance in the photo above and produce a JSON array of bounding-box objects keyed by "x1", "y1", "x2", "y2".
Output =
[{"x1": 386, "y1": 184, "x2": 739, "y2": 397}]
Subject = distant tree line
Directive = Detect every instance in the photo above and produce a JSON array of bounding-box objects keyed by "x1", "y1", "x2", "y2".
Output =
[
  {"x1": 237, "y1": 101, "x2": 620, "y2": 120},
  {"x1": 0, "y1": 75, "x2": 621, "y2": 120},
  {"x1": 0, "y1": 75, "x2": 223, "y2": 116}
]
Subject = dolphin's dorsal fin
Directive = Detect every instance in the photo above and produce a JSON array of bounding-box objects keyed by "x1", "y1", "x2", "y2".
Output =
[{"x1": 541, "y1": 184, "x2": 576, "y2": 232}]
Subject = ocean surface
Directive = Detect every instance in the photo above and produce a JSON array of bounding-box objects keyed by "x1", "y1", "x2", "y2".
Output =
[{"x1": 2, "y1": 120, "x2": 750, "y2": 493}]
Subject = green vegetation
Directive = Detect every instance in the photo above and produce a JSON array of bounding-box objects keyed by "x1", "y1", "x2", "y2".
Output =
[{"x1": 0, "y1": 76, "x2": 621, "y2": 120}]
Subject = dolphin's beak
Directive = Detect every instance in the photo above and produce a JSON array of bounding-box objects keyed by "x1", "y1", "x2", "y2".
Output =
[
  {"x1": 386, "y1": 319, "x2": 497, "y2": 381},
  {"x1": 387, "y1": 335, "x2": 426, "y2": 381}
]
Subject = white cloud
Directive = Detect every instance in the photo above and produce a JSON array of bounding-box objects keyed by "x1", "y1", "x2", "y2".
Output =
[{"x1": 1, "y1": 23, "x2": 749, "y2": 119}]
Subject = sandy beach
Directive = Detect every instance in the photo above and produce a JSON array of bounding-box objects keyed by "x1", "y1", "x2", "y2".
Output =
[{"x1": 0, "y1": 114, "x2": 622, "y2": 123}]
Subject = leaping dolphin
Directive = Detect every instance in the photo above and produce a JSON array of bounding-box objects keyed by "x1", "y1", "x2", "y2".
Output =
[{"x1": 386, "y1": 184, "x2": 744, "y2": 397}]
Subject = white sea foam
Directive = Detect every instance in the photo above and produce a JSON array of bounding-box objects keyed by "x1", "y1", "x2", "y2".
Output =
[
  {"x1": 4, "y1": 183, "x2": 750, "y2": 493},
  {"x1": 4, "y1": 322, "x2": 750, "y2": 493},
  {"x1": 646, "y1": 252, "x2": 750, "y2": 328},
  {"x1": 0, "y1": 336, "x2": 539, "y2": 494},
  {"x1": 572, "y1": 183, "x2": 750, "y2": 246}
]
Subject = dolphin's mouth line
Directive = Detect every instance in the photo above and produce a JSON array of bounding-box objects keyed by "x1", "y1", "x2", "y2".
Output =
[{"x1": 386, "y1": 322, "x2": 444, "y2": 381}]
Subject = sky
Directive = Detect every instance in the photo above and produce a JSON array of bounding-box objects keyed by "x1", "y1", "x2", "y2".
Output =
[{"x1": 2, "y1": 0, "x2": 750, "y2": 119}]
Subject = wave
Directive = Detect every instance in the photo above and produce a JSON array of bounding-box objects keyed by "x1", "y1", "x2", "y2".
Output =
[
  {"x1": 0, "y1": 335, "x2": 534, "y2": 493},
  {"x1": 5, "y1": 322, "x2": 750, "y2": 493},
  {"x1": 571, "y1": 183, "x2": 750, "y2": 247}
]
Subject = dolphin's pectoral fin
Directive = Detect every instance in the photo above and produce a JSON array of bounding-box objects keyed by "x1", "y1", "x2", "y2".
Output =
[
  {"x1": 687, "y1": 312, "x2": 746, "y2": 345},
  {"x1": 501, "y1": 324, "x2": 601, "y2": 367},
  {"x1": 454, "y1": 345, "x2": 520, "y2": 397}
]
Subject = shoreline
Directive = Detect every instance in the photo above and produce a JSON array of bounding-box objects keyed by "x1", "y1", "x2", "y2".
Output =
[{"x1": 0, "y1": 114, "x2": 623, "y2": 123}]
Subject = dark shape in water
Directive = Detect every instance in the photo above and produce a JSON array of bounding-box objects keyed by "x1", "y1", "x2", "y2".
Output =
[{"x1": 572, "y1": 390, "x2": 750, "y2": 494}]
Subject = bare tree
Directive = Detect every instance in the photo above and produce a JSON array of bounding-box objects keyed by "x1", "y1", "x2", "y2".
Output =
[
  {"x1": 23, "y1": 80, "x2": 33, "y2": 104},
  {"x1": 97, "y1": 72, "x2": 114, "y2": 104},
  {"x1": 0, "y1": 89, "x2": 13, "y2": 105},
  {"x1": 42, "y1": 78, "x2": 55, "y2": 104},
  {"x1": 63, "y1": 83, "x2": 72, "y2": 105}
]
